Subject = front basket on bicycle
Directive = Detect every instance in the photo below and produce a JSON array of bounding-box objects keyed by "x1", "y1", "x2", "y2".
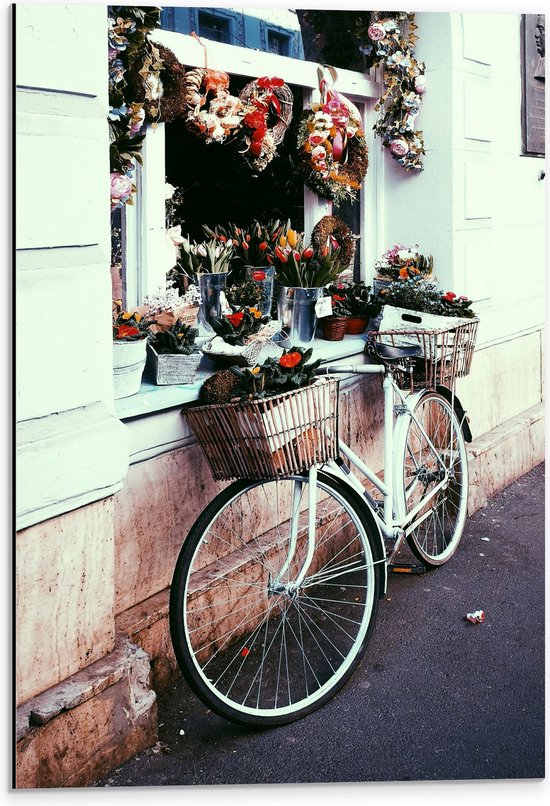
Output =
[
  {"x1": 183, "y1": 376, "x2": 340, "y2": 481},
  {"x1": 369, "y1": 317, "x2": 479, "y2": 391}
]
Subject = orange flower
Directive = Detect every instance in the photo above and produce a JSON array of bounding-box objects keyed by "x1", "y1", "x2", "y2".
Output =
[
  {"x1": 399, "y1": 267, "x2": 409, "y2": 279},
  {"x1": 249, "y1": 307, "x2": 262, "y2": 319},
  {"x1": 286, "y1": 229, "x2": 298, "y2": 248},
  {"x1": 279, "y1": 351, "x2": 302, "y2": 369}
]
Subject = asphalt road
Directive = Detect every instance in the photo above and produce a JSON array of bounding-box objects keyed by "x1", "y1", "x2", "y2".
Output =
[{"x1": 93, "y1": 463, "x2": 545, "y2": 790}]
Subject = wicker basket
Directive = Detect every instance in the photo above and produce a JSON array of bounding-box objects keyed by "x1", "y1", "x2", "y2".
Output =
[
  {"x1": 368, "y1": 318, "x2": 479, "y2": 392},
  {"x1": 183, "y1": 377, "x2": 340, "y2": 481}
]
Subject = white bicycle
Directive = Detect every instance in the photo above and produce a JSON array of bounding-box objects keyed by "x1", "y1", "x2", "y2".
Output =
[{"x1": 170, "y1": 340, "x2": 470, "y2": 727}]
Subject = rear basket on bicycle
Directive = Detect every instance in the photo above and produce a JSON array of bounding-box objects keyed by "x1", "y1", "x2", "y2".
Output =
[
  {"x1": 183, "y1": 376, "x2": 340, "y2": 481},
  {"x1": 369, "y1": 317, "x2": 479, "y2": 391}
]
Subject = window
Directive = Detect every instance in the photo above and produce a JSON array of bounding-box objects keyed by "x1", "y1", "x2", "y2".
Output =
[
  {"x1": 198, "y1": 11, "x2": 231, "y2": 44},
  {"x1": 122, "y1": 32, "x2": 381, "y2": 310},
  {"x1": 267, "y1": 30, "x2": 290, "y2": 57}
]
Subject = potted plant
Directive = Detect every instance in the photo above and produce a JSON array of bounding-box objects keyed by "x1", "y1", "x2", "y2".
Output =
[
  {"x1": 112, "y1": 305, "x2": 153, "y2": 399},
  {"x1": 204, "y1": 219, "x2": 285, "y2": 314},
  {"x1": 373, "y1": 243, "x2": 433, "y2": 294},
  {"x1": 147, "y1": 320, "x2": 202, "y2": 385},
  {"x1": 179, "y1": 237, "x2": 234, "y2": 336},
  {"x1": 325, "y1": 281, "x2": 382, "y2": 335},
  {"x1": 270, "y1": 225, "x2": 346, "y2": 348},
  {"x1": 375, "y1": 279, "x2": 477, "y2": 358},
  {"x1": 203, "y1": 306, "x2": 274, "y2": 367},
  {"x1": 319, "y1": 288, "x2": 352, "y2": 341}
]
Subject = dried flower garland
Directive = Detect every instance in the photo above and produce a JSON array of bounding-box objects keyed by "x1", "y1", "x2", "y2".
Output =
[
  {"x1": 108, "y1": 6, "x2": 163, "y2": 209},
  {"x1": 238, "y1": 77, "x2": 293, "y2": 171},
  {"x1": 311, "y1": 215, "x2": 356, "y2": 273},
  {"x1": 296, "y1": 71, "x2": 368, "y2": 203},
  {"x1": 358, "y1": 12, "x2": 426, "y2": 171}
]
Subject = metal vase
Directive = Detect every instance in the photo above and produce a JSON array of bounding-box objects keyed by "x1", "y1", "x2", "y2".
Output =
[
  {"x1": 245, "y1": 265, "x2": 275, "y2": 316},
  {"x1": 197, "y1": 272, "x2": 229, "y2": 336},
  {"x1": 277, "y1": 286, "x2": 322, "y2": 348}
]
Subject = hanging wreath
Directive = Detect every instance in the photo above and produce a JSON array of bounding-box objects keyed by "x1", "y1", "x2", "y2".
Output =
[
  {"x1": 183, "y1": 67, "x2": 247, "y2": 143},
  {"x1": 238, "y1": 76, "x2": 294, "y2": 171},
  {"x1": 311, "y1": 215, "x2": 356, "y2": 272},
  {"x1": 357, "y1": 13, "x2": 426, "y2": 171},
  {"x1": 296, "y1": 70, "x2": 368, "y2": 204}
]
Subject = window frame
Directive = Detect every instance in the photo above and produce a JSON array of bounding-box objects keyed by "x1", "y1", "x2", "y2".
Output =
[{"x1": 123, "y1": 30, "x2": 383, "y2": 306}]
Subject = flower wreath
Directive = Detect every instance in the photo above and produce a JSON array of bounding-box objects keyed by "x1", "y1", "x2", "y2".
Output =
[
  {"x1": 238, "y1": 76, "x2": 294, "y2": 171},
  {"x1": 359, "y1": 13, "x2": 426, "y2": 171},
  {"x1": 311, "y1": 215, "x2": 356, "y2": 273},
  {"x1": 183, "y1": 67, "x2": 247, "y2": 143},
  {"x1": 296, "y1": 71, "x2": 369, "y2": 204}
]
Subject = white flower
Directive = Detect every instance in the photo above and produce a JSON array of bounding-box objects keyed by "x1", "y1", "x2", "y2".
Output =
[{"x1": 165, "y1": 182, "x2": 176, "y2": 200}]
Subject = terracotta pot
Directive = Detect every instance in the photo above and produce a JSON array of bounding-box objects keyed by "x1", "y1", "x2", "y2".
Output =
[
  {"x1": 321, "y1": 316, "x2": 348, "y2": 341},
  {"x1": 346, "y1": 316, "x2": 369, "y2": 335}
]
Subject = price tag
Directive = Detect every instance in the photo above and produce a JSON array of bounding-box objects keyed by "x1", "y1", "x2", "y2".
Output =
[{"x1": 315, "y1": 296, "x2": 333, "y2": 318}]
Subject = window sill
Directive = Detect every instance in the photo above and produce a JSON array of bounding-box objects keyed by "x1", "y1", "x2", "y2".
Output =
[{"x1": 115, "y1": 335, "x2": 369, "y2": 421}]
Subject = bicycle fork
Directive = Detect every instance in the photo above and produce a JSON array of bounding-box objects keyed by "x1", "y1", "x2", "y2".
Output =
[{"x1": 268, "y1": 465, "x2": 318, "y2": 599}]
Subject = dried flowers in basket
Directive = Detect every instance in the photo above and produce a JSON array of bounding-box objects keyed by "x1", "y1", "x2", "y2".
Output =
[
  {"x1": 141, "y1": 283, "x2": 201, "y2": 329},
  {"x1": 184, "y1": 347, "x2": 339, "y2": 480},
  {"x1": 370, "y1": 280, "x2": 479, "y2": 390},
  {"x1": 147, "y1": 321, "x2": 202, "y2": 385}
]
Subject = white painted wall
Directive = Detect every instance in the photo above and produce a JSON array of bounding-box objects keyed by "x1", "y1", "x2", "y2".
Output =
[
  {"x1": 15, "y1": 5, "x2": 129, "y2": 529},
  {"x1": 382, "y1": 11, "x2": 545, "y2": 347}
]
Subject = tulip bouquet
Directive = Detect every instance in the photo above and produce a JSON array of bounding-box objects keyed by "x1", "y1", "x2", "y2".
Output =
[
  {"x1": 203, "y1": 219, "x2": 285, "y2": 275},
  {"x1": 268, "y1": 225, "x2": 345, "y2": 288}
]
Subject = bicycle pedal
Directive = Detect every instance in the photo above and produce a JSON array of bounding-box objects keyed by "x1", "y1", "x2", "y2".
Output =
[{"x1": 389, "y1": 563, "x2": 427, "y2": 575}]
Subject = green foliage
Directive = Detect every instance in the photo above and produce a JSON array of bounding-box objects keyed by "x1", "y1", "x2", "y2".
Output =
[
  {"x1": 379, "y1": 280, "x2": 476, "y2": 318},
  {"x1": 326, "y1": 281, "x2": 382, "y2": 318},
  {"x1": 148, "y1": 321, "x2": 199, "y2": 355},
  {"x1": 112, "y1": 310, "x2": 154, "y2": 341},
  {"x1": 228, "y1": 347, "x2": 321, "y2": 401},
  {"x1": 225, "y1": 280, "x2": 264, "y2": 310},
  {"x1": 210, "y1": 308, "x2": 269, "y2": 347}
]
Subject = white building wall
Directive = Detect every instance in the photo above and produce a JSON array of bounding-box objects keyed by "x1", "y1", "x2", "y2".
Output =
[
  {"x1": 15, "y1": 5, "x2": 129, "y2": 529},
  {"x1": 382, "y1": 11, "x2": 545, "y2": 347}
]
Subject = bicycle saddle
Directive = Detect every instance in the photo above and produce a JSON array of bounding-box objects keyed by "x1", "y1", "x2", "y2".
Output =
[{"x1": 367, "y1": 341, "x2": 422, "y2": 361}]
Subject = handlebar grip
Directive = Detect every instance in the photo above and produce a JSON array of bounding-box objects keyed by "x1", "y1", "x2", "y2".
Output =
[{"x1": 316, "y1": 364, "x2": 385, "y2": 376}]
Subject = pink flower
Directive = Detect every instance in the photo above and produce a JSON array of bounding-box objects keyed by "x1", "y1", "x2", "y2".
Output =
[
  {"x1": 323, "y1": 99, "x2": 349, "y2": 127},
  {"x1": 414, "y1": 75, "x2": 427, "y2": 95},
  {"x1": 110, "y1": 173, "x2": 132, "y2": 207},
  {"x1": 367, "y1": 23, "x2": 386, "y2": 41},
  {"x1": 389, "y1": 138, "x2": 409, "y2": 157}
]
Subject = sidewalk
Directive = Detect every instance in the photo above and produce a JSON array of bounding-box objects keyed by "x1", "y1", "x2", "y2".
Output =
[{"x1": 93, "y1": 463, "x2": 545, "y2": 790}]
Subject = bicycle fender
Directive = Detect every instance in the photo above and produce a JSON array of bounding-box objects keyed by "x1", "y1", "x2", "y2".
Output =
[
  {"x1": 318, "y1": 469, "x2": 388, "y2": 598},
  {"x1": 435, "y1": 386, "x2": 473, "y2": 443}
]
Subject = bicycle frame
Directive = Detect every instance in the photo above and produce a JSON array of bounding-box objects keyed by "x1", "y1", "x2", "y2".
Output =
[{"x1": 314, "y1": 363, "x2": 458, "y2": 577}]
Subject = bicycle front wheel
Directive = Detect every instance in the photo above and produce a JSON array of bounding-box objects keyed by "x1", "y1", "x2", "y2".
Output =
[
  {"x1": 169, "y1": 472, "x2": 381, "y2": 727},
  {"x1": 394, "y1": 391, "x2": 469, "y2": 567}
]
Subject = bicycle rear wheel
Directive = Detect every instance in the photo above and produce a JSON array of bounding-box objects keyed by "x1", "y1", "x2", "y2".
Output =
[
  {"x1": 394, "y1": 391, "x2": 468, "y2": 567},
  {"x1": 169, "y1": 471, "x2": 381, "y2": 727}
]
